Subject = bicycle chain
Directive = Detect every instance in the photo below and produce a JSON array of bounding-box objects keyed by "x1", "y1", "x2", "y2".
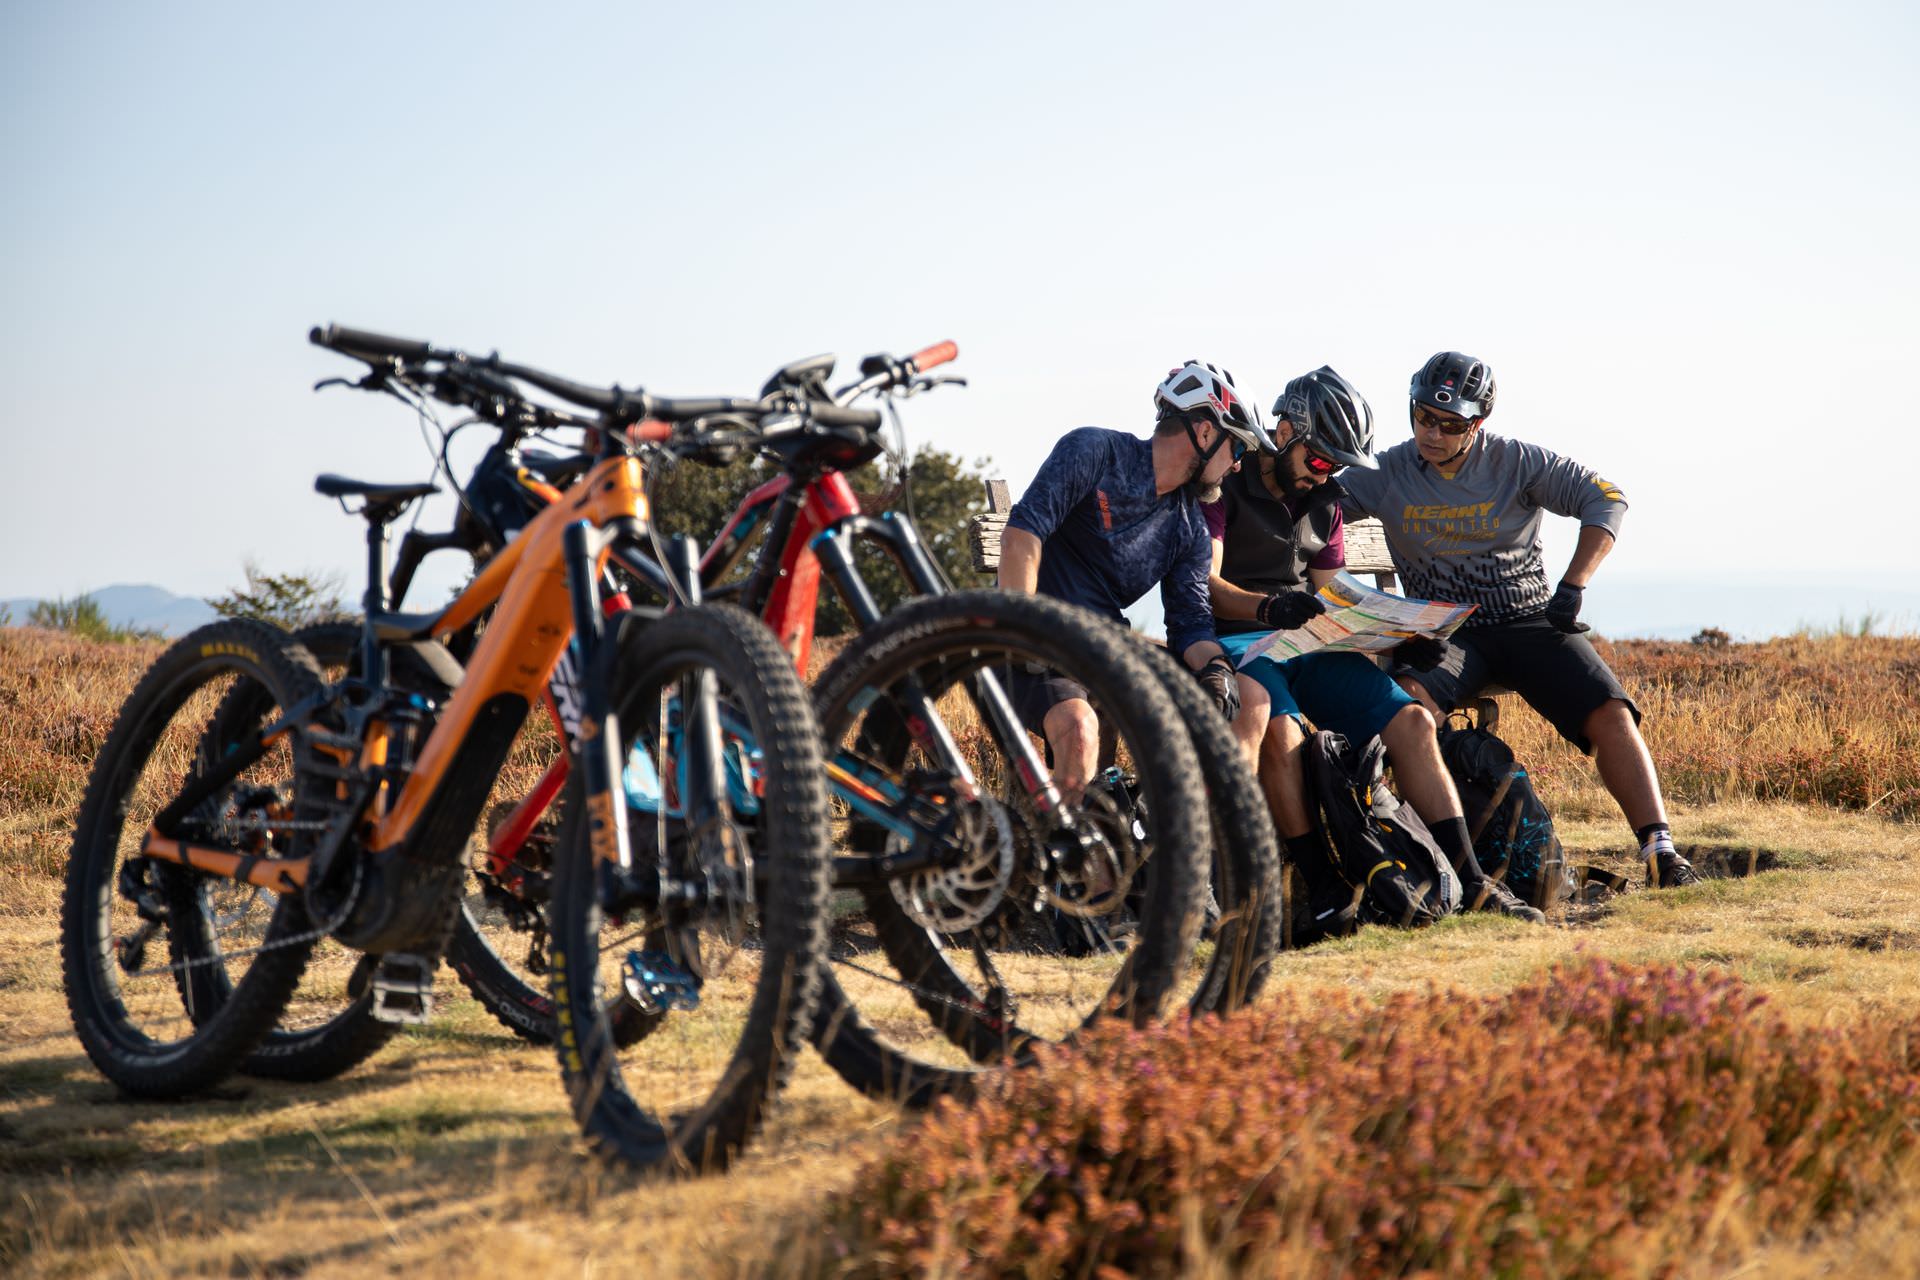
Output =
[
  {"x1": 119, "y1": 919, "x2": 332, "y2": 980},
  {"x1": 830, "y1": 953, "x2": 1013, "y2": 1022}
]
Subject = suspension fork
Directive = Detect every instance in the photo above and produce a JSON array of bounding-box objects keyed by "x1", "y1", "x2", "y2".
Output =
[
  {"x1": 563, "y1": 520, "x2": 639, "y2": 901},
  {"x1": 810, "y1": 514, "x2": 1067, "y2": 822}
]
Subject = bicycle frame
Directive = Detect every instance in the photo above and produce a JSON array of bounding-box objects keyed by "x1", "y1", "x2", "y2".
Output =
[
  {"x1": 137, "y1": 452, "x2": 684, "y2": 952},
  {"x1": 474, "y1": 443, "x2": 1067, "y2": 898}
]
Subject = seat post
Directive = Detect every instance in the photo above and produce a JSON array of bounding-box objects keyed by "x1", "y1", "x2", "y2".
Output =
[{"x1": 360, "y1": 514, "x2": 394, "y2": 685}]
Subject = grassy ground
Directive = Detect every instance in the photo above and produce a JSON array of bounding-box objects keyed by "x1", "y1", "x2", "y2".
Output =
[
  {"x1": 6, "y1": 798, "x2": 1918, "y2": 1278},
  {"x1": 4, "y1": 625, "x2": 1919, "y2": 1276}
]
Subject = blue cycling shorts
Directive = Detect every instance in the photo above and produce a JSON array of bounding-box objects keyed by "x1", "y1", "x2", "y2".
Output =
[{"x1": 1214, "y1": 635, "x2": 1416, "y2": 743}]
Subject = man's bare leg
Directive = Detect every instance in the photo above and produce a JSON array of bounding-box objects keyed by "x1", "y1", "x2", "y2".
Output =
[
  {"x1": 1229, "y1": 675, "x2": 1272, "y2": 769},
  {"x1": 1257, "y1": 713, "x2": 1314, "y2": 839},
  {"x1": 1041, "y1": 697, "x2": 1100, "y2": 805},
  {"x1": 1586, "y1": 699, "x2": 1665, "y2": 831},
  {"x1": 1378, "y1": 702, "x2": 1463, "y2": 821},
  {"x1": 1396, "y1": 675, "x2": 1444, "y2": 719}
]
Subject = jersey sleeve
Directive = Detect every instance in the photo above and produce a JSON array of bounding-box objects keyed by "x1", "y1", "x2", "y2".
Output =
[
  {"x1": 1161, "y1": 508, "x2": 1218, "y2": 656},
  {"x1": 1518, "y1": 440, "x2": 1629, "y2": 537},
  {"x1": 1006, "y1": 427, "x2": 1110, "y2": 542},
  {"x1": 1311, "y1": 501, "x2": 1345, "y2": 571},
  {"x1": 1335, "y1": 463, "x2": 1384, "y2": 519}
]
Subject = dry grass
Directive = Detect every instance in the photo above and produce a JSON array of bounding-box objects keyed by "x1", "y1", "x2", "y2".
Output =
[
  {"x1": 1501, "y1": 632, "x2": 1920, "y2": 821},
  {"x1": 5, "y1": 625, "x2": 1920, "y2": 1277}
]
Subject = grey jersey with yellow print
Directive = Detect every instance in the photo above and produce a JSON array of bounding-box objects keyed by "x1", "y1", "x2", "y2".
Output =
[{"x1": 1338, "y1": 430, "x2": 1627, "y2": 627}]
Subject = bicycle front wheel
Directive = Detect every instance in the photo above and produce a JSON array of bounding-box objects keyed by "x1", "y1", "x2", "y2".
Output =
[
  {"x1": 546, "y1": 604, "x2": 831, "y2": 1174},
  {"x1": 807, "y1": 590, "x2": 1211, "y2": 1108}
]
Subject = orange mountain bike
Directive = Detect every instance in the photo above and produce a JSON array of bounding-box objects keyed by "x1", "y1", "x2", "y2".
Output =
[{"x1": 59, "y1": 327, "x2": 841, "y2": 1171}]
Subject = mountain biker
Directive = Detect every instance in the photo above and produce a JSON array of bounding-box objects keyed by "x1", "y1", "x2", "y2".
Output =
[
  {"x1": 1205, "y1": 365, "x2": 1543, "y2": 924},
  {"x1": 1338, "y1": 351, "x2": 1700, "y2": 888},
  {"x1": 996, "y1": 361, "x2": 1261, "y2": 802}
]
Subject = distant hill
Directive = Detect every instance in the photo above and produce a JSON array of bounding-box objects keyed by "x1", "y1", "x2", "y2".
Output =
[{"x1": 1, "y1": 584, "x2": 218, "y2": 637}]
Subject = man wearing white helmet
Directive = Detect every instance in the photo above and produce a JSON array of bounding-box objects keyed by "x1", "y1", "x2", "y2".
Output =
[
  {"x1": 1206, "y1": 366, "x2": 1543, "y2": 927},
  {"x1": 997, "y1": 360, "x2": 1262, "y2": 800}
]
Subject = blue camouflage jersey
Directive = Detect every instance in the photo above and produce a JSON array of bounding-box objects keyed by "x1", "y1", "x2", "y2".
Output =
[{"x1": 1006, "y1": 427, "x2": 1216, "y2": 655}]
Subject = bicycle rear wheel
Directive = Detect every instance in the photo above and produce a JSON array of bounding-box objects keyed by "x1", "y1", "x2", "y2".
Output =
[
  {"x1": 61, "y1": 620, "x2": 327, "y2": 1097},
  {"x1": 807, "y1": 591, "x2": 1211, "y2": 1108},
  {"x1": 546, "y1": 604, "x2": 831, "y2": 1173}
]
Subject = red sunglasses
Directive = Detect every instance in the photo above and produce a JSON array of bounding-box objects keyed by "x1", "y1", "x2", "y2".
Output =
[{"x1": 1300, "y1": 444, "x2": 1339, "y2": 475}]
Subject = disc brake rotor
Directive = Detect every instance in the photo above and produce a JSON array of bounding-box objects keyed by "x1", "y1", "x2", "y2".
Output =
[{"x1": 887, "y1": 789, "x2": 1016, "y2": 933}]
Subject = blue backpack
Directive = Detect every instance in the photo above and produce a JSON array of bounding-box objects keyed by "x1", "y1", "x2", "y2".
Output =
[{"x1": 1436, "y1": 725, "x2": 1573, "y2": 909}]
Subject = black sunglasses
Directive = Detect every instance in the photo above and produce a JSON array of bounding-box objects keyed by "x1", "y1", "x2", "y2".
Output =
[{"x1": 1412, "y1": 403, "x2": 1477, "y2": 436}]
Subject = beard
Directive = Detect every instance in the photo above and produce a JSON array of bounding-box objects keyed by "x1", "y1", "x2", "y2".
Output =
[
  {"x1": 1272, "y1": 450, "x2": 1320, "y2": 494},
  {"x1": 1182, "y1": 454, "x2": 1223, "y2": 504}
]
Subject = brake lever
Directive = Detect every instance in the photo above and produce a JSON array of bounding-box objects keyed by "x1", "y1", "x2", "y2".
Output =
[
  {"x1": 892, "y1": 374, "x2": 968, "y2": 399},
  {"x1": 312, "y1": 369, "x2": 393, "y2": 395}
]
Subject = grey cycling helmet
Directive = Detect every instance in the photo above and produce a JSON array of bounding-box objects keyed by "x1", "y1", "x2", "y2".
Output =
[
  {"x1": 1154, "y1": 360, "x2": 1274, "y2": 455},
  {"x1": 1411, "y1": 351, "x2": 1496, "y2": 420},
  {"x1": 1273, "y1": 365, "x2": 1377, "y2": 470}
]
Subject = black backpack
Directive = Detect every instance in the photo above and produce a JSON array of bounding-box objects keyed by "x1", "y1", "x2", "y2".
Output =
[
  {"x1": 1305, "y1": 731, "x2": 1462, "y2": 930},
  {"x1": 1436, "y1": 725, "x2": 1573, "y2": 910}
]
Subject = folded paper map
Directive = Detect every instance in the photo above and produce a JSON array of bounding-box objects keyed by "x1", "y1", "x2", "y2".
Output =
[{"x1": 1236, "y1": 571, "x2": 1477, "y2": 665}]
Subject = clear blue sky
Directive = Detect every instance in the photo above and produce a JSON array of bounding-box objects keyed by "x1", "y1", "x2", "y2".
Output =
[{"x1": 4, "y1": 2, "x2": 1916, "y2": 634}]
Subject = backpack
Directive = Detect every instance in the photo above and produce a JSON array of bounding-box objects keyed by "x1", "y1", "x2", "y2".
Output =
[
  {"x1": 1305, "y1": 731, "x2": 1462, "y2": 929},
  {"x1": 1436, "y1": 724, "x2": 1573, "y2": 910}
]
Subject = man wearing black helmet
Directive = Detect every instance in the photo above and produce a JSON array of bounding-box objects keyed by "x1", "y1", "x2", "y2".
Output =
[
  {"x1": 1339, "y1": 352, "x2": 1700, "y2": 888},
  {"x1": 997, "y1": 360, "x2": 1264, "y2": 801},
  {"x1": 1206, "y1": 366, "x2": 1544, "y2": 924}
]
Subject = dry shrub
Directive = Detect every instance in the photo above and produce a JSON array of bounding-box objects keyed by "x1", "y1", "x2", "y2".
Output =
[
  {"x1": 1494, "y1": 634, "x2": 1920, "y2": 821},
  {"x1": 0, "y1": 628, "x2": 162, "y2": 878},
  {"x1": 810, "y1": 959, "x2": 1920, "y2": 1278}
]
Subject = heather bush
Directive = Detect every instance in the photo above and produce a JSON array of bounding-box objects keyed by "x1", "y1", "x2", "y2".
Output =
[{"x1": 807, "y1": 960, "x2": 1920, "y2": 1278}]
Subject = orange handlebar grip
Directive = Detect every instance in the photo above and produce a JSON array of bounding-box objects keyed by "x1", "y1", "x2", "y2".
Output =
[{"x1": 908, "y1": 340, "x2": 958, "y2": 373}]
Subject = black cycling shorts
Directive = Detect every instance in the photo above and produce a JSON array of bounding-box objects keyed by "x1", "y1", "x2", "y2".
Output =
[
  {"x1": 1003, "y1": 663, "x2": 1090, "y2": 738},
  {"x1": 1394, "y1": 614, "x2": 1638, "y2": 754}
]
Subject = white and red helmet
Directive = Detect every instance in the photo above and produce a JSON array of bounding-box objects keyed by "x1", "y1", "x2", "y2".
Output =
[{"x1": 1153, "y1": 361, "x2": 1273, "y2": 455}]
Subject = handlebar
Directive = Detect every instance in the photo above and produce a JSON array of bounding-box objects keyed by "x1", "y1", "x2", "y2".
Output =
[
  {"x1": 310, "y1": 324, "x2": 436, "y2": 362},
  {"x1": 311, "y1": 322, "x2": 905, "y2": 463}
]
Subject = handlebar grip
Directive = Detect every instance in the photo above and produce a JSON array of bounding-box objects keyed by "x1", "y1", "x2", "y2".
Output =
[
  {"x1": 310, "y1": 324, "x2": 433, "y2": 361},
  {"x1": 810, "y1": 404, "x2": 884, "y2": 429},
  {"x1": 628, "y1": 419, "x2": 672, "y2": 444},
  {"x1": 907, "y1": 340, "x2": 958, "y2": 374}
]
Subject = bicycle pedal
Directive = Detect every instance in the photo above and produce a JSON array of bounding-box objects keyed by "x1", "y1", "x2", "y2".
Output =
[
  {"x1": 621, "y1": 950, "x2": 700, "y2": 1015},
  {"x1": 369, "y1": 952, "x2": 436, "y2": 1025}
]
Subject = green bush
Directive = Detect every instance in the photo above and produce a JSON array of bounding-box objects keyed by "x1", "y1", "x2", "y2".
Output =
[
  {"x1": 807, "y1": 960, "x2": 1920, "y2": 1278},
  {"x1": 208, "y1": 561, "x2": 348, "y2": 629},
  {"x1": 26, "y1": 594, "x2": 157, "y2": 643}
]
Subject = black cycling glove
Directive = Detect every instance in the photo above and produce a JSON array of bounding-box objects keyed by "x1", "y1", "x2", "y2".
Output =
[
  {"x1": 1195, "y1": 655, "x2": 1241, "y2": 722},
  {"x1": 1397, "y1": 634, "x2": 1448, "y2": 672},
  {"x1": 1256, "y1": 590, "x2": 1326, "y2": 631},
  {"x1": 1546, "y1": 580, "x2": 1591, "y2": 634}
]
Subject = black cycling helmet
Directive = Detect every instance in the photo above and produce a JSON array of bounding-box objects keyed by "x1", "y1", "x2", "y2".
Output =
[
  {"x1": 1410, "y1": 351, "x2": 1496, "y2": 420},
  {"x1": 1273, "y1": 365, "x2": 1377, "y2": 471}
]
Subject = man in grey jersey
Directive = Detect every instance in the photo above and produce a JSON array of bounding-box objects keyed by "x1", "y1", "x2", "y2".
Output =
[{"x1": 1339, "y1": 351, "x2": 1701, "y2": 888}]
